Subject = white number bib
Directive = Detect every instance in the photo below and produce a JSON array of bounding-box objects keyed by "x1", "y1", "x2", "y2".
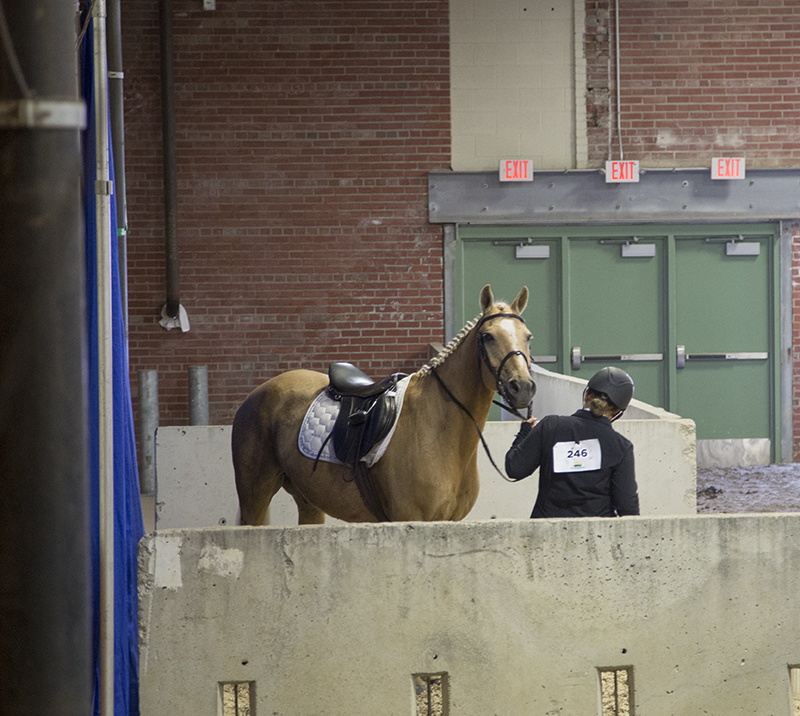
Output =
[{"x1": 552, "y1": 439, "x2": 602, "y2": 473}]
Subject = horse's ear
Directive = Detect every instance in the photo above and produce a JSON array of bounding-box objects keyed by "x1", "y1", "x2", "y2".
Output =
[
  {"x1": 510, "y1": 286, "x2": 529, "y2": 315},
  {"x1": 480, "y1": 284, "x2": 494, "y2": 314}
]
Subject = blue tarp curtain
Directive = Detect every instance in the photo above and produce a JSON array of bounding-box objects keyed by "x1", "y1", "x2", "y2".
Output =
[{"x1": 81, "y1": 14, "x2": 144, "y2": 716}]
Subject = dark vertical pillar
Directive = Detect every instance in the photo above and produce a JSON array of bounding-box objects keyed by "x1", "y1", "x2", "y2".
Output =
[
  {"x1": 160, "y1": 0, "x2": 180, "y2": 318},
  {"x1": 0, "y1": 2, "x2": 91, "y2": 715}
]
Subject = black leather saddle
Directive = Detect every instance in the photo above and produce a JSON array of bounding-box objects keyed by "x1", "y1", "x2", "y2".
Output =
[{"x1": 326, "y1": 362, "x2": 406, "y2": 466}]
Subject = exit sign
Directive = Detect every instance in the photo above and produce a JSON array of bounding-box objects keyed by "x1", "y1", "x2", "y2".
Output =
[
  {"x1": 712, "y1": 157, "x2": 745, "y2": 180},
  {"x1": 605, "y1": 160, "x2": 640, "y2": 183},
  {"x1": 499, "y1": 159, "x2": 533, "y2": 182}
]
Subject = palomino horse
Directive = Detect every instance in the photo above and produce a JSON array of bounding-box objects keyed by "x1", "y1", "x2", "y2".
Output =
[{"x1": 232, "y1": 284, "x2": 535, "y2": 524}]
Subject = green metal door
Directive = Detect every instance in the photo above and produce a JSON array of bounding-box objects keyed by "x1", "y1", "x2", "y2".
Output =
[
  {"x1": 566, "y1": 236, "x2": 666, "y2": 408},
  {"x1": 455, "y1": 224, "x2": 780, "y2": 459},
  {"x1": 673, "y1": 233, "x2": 776, "y2": 449}
]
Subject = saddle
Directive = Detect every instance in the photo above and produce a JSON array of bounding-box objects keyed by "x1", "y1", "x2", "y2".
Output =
[{"x1": 326, "y1": 362, "x2": 406, "y2": 467}]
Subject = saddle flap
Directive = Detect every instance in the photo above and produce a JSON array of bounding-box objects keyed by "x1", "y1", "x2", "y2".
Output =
[{"x1": 331, "y1": 388, "x2": 399, "y2": 465}]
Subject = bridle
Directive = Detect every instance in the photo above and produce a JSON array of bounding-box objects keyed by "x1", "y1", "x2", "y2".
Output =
[
  {"x1": 430, "y1": 311, "x2": 535, "y2": 482},
  {"x1": 475, "y1": 312, "x2": 534, "y2": 421}
]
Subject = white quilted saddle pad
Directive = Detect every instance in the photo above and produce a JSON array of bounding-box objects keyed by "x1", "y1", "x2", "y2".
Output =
[{"x1": 297, "y1": 374, "x2": 411, "y2": 467}]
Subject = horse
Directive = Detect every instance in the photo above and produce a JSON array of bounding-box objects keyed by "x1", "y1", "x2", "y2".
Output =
[{"x1": 231, "y1": 284, "x2": 535, "y2": 524}]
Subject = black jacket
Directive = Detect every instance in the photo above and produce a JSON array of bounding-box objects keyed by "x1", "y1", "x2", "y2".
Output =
[{"x1": 505, "y1": 409, "x2": 639, "y2": 518}]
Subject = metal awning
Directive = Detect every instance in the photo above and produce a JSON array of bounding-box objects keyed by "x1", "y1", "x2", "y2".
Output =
[{"x1": 428, "y1": 168, "x2": 800, "y2": 224}]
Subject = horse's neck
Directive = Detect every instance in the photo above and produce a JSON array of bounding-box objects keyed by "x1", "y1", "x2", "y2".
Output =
[{"x1": 425, "y1": 331, "x2": 494, "y2": 426}]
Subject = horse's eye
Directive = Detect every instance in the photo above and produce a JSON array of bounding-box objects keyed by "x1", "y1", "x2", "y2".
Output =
[{"x1": 482, "y1": 332, "x2": 494, "y2": 342}]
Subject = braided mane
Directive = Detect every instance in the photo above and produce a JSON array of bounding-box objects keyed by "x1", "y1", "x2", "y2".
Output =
[{"x1": 417, "y1": 303, "x2": 511, "y2": 376}]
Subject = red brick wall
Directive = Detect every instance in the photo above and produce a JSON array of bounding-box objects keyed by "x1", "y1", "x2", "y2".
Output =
[
  {"x1": 122, "y1": 1, "x2": 450, "y2": 426},
  {"x1": 586, "y1": 0, "x2": 800, "y2": 168},
  {"x1": 123, "y1": 1, "x2": 799, "y2": 458},
  {"x1": 585, "y1": 0, "x2": 800, "y2": 458},
  {"x1": 584, "y1": 1, "x2": 612, "y2": 164}
]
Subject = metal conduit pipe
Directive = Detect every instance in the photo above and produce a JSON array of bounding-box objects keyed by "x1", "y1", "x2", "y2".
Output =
[
  {"x1": 188, "y1": 365, "x2": 210, "y2": 426},
  {"x1": 107, "y1": 0, "x2": 129, "y2": 335},
  {"x1": 606, "y1": 2, "x2": 612, "y2": 162},
  {"x1": 0, "y1": 1, "x2": 92, "y2": 713},
  {"x1": 159, "y1": 0, "x2": 180, "y2": 320},
  {"x1": 615, "y1": 0, "x2": 623, "y2": 161},
  {"x1": 138, "y1": 370, "x2": 159, "y2": 496},
  {"x1": 92, "y1": 2, "x2": 117, "y2": 712},
  {"x1": 606, "y1": 0, "x2": 624, "y2": 162}
]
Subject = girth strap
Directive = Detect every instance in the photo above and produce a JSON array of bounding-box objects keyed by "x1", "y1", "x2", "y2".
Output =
[
  {"x1": 351, "y1": 462, "x2": 391, "y2": 522},
  {"x1": 321, "y1": 363, "x2": 405, "y2": 522}
]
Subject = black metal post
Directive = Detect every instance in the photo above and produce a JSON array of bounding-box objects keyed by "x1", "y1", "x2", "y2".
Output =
[
  {"x1": 0, "y1": 2, "x2": 92, "y2": 715},
  {"x1": 160, "y1": 0, "x2": 180, "y2": 318}
]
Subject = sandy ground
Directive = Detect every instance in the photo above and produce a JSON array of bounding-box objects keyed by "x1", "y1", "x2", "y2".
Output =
[{"x1": 696, "y1": 463, "x2": 800, "y2": 514}]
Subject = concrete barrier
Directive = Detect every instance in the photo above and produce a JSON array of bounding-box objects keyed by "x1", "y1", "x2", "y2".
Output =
[
  {"x1": 138, "y1": 515, "x2": 800, "y2": 716},
  {"x1": 153, "y1": 414, "x2": 695, "y2": 529},
  {"x1": 151, "y1": 365, "x2": 695, "y2": 528},
  {"x1": 527, "y1": 363, "x2": 679, "y2": 422},
  {"x1": 528, "y1": 365, "x2": 772, "y2": 467}
]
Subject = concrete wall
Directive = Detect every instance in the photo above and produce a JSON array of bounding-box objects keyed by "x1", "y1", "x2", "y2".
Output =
[
  {"x1": 152, "y1": 413, "x2": 695, "y2": 529},
  {"x1": 528, "y1": 362, "x2": 766, "y2": 469},
  {"x1": 151, "y1": 363, "x2": 695, "y2": 529},
  {"x1": 526, "y1": 363, "x2": 680, "y2": 422},
  {"x1": 697, "y1": 438, "x2": 771, "y2": 469},
  {"x1": 139, "y1": 515, "x2": 800, "y2": 716}
]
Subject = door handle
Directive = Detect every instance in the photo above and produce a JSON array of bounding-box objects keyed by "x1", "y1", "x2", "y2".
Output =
[
  {"x1": 677, "y1": 345, "x2": 767, "y2": 368},
  {"x1": 571, "y1": 346, "x2": 581, "y2": 370},
  {"x1": 571, "y1": 346, "x2": 663, "y2": 370},
  {"x1": 676, "y1": 345, "x2": 686, "y2": 369}
]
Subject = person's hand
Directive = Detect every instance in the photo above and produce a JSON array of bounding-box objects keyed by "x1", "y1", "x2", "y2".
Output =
[{"x1": 524, "y1": 415, "x2": 538, "y2": 427}]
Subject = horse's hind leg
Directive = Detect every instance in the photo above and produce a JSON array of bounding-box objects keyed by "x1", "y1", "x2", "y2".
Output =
[
  {"x1": 233, "y1": 448, "x2": 282, "y2": 526},
  {"x1": 236, "y1": 466, "x2": 282, "y2": 526},
  {"x1": 232, "y1": 393, "x2": 283, "y2": 526}
]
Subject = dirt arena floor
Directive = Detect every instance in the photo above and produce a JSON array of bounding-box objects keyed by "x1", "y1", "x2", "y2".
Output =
[{"x1": 696, "y1": 463, "x2": 800, "y2": 514}]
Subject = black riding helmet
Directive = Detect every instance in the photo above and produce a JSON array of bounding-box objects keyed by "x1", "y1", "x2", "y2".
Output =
[{"x1": 586, "y1": 366, "x2": 634, "y2": 412}]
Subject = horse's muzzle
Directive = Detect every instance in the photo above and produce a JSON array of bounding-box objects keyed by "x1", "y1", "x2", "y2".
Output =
[{"x1": 505, "y1": 376, "x2": 536, "y2": 409}]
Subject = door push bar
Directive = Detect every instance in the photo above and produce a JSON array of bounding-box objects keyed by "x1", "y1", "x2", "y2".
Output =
[
  {"x1": 675, "y1": 346, "x2": 768, "y2": 369},
  {"x1": 571, "y1": 347, "x2": 664, "y2": 371}
]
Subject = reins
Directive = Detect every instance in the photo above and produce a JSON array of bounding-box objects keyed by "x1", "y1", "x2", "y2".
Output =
[
  {"x1": 430, "y1": 311, "x2": 534, "y2": 483},
  {"x1": 430, "y1": 367, "x2": 516, "y2": 482}
]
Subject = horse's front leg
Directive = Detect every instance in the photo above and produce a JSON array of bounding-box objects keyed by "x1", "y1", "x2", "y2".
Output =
[{"x1": 282, "y1": 476, "x2": 326, "y2": 524}]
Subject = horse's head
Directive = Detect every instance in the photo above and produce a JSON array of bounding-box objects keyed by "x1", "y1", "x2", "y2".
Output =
[{"x1": 476, "y1": 284, "x2": 537, "y2": 411}]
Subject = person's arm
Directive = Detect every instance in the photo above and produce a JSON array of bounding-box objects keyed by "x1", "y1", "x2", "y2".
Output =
[
  {"x1": 504, "y1": 419, "x2": 543, "y2": 481},
  {"x1": 611, "y1": 445, "x2": 639, "y2": 515}
]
